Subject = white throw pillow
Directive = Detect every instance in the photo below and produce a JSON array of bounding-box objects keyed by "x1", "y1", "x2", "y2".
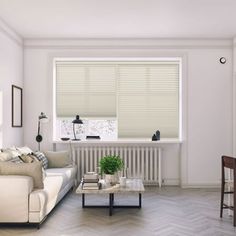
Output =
[
  {"x1": 17, "y1": 146, "x2": 33, "y2": 155},
  {"x1": 2, "y1": 147, "x2": 21, "y2": 158},
  {"x1": 0, "y1": 152, "x2": 12, "y2": 162}
]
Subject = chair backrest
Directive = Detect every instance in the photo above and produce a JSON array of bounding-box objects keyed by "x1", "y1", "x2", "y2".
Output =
[{"x1": 222, "y1": 155, "x2": 236, "y2": 170}]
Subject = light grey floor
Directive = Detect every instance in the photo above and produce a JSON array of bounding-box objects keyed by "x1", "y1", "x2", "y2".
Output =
[{"x1": 0, "y1": 187, "x2": 236, "y2": 236}]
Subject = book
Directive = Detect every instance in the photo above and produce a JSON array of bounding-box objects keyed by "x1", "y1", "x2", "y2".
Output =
[
  {"x1": 83, "y1": 173, "x2": 98, "y2": 179},
  {"x1": 83, "y1": 182, "x2": 99, "y2": 187},
  {"x1": 82, "y1": 179, "x2": 99, "y2": 183},
  {"x1": 82, "y1": 186, "x2": 100, "y2": 190},
  {"x1": 82, "y1": 183, "x2": 101, "y2": 190},
  {"x1": 86, "y1": 135, "x2": 101, "y2": 139}
]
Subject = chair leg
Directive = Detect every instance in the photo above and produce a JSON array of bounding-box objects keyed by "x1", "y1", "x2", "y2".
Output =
[
  {"x1": 234, "y1": 171, "x2": 236, "y2": 226},
  {"x1": 221, "y1": 156, "x2": 236, "y2": 226},
  {"x1": 220, "y1": 182, "x2": 224, "y2": 218},
  {"x1": 220, "y1": 161, "x2": 225, "y2": 218},
  {"x1": 234, "y1": 202, "x2": 236, "y2": 227}
]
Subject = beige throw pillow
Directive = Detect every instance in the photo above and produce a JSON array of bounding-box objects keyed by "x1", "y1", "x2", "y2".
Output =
[
  {"x1": 20, "y1": 154, "x2": 35, "y2": 163},
  {"x1": 45, "y1": 151, "x2": 71, "y2": 168},
  {"x1": 0, "y1": 161, "x2": 44, "y2": 189}
]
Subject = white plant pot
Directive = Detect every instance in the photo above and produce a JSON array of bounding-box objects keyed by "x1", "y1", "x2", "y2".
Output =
[{"x1": 105, "y1": 174, "x2": 118, "y2": 186}]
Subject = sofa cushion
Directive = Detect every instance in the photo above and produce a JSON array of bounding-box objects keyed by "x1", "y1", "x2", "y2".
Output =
[
  {"x1": 0, "y1": 152, "x2": 12, "y2": 162},
  {"x1": 29, "y1": 167, "x2": 76, "y2": 215},
  {"x1": 0, "y1": 150, "x2": 23, "y2": 163},
  {"x1": 0, "y1": 176, "x2": 33, "y2": 222},
  {"x1": 20, "y1": 154, "x2": 36, "y2": 163},
  {"x1": 17, "y1": 146, "x2": 33, "y2": 155},
  {"x1": 2, "y1": 147, "x2": 21, "y2": 158},
  {"x1": 0, "y1": 161, "x2": 44, "y2": 189},
  {"x1": 33, "y1": 151, "x2": 48, "y2": 169},
  {"x1": 8, "y1": 156, "x2": 23, "y2": 163},
  {"x1": 46, "y1": 167, "x2": 76, "y2": 189},
  {"x1": 45, "y1": 151, "x2": 71, "y2": 168}
]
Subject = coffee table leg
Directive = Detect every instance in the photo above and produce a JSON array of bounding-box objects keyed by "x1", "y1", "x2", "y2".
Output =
[
  {"x1": 112, "y1": 193, "x2": 114, "y2": 204},
  {"x1": 139, "y1": 193, "x2": 142, "y2": 208},
  {"x1": 109, "y1": 193, "x2": 114, "y2": 216},
  {"x1": 82, "y1": 193, "x2": 85, "y2": 208}
]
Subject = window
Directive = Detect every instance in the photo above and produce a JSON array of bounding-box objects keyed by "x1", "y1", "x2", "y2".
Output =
[{"x1": 54, "y1": 59, "x2": 180, "y2": 140}]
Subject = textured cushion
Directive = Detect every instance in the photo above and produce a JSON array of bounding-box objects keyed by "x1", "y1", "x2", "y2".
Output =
[
  {"x1": 0, "y1": 162, "x2": 44, "y2": 189},
  {"x1": 2, "y1": 147, "x2": 21, "y2": 158},
  {"x1": 33, "y1": 152, "x2": 48, "y2": 169},
  {"x1": 0, "y1": 149, "x2": 23, "y2": 163},
  {"x1": 9, "y1": 156, "x2": 23, "y2": 163},
  {"x1": 20, "y1": 154, "x2": 35, "y2": 163},
  {"x1": 0, "y1": 152, "x2": 12, "y2": 162},
  {"x1": 20, "y1": 155, "x2": 46, "y2": 179},
  {"x1": 17, "y1": 146, "x2": 33, "y2": 155},
  {"x1": 45, "y1": 151, "x2": 71, "y2": 168}
]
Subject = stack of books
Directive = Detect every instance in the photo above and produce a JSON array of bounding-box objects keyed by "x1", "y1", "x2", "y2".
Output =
[{"x1": 82, "y1": 173, "x2": 101, "y2": 190}]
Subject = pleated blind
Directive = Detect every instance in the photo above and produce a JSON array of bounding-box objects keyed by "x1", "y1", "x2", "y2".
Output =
[
  {"x1": 56, "y1": 62, "x2": 116, "y2": 117},
  {"x1": 117, "y1": 63, "x2": 179, "y2": 138},
  {"x1": 56, "y1": 61, "x2": 179, "y2": 138}
]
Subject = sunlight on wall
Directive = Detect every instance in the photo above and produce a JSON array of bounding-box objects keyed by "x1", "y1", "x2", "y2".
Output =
[{"x1": 0, "y1": 91, "x2": 2, "y2": 148}]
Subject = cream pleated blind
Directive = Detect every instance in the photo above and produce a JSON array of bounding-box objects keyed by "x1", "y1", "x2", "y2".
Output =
[
  {"x1": 117, "y1": 63, "x2": 179, "y2": 138},
  {"x1": 56, "y1": 60, "x2": 179, "y2": 138},
  {"x1": 56, "y1": 62, "x2": 116, "y2": 117}
]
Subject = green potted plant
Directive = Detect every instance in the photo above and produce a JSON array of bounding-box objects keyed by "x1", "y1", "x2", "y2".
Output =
[{"x1": 99, "y1": 155, "x2": 124, "y2": 185}]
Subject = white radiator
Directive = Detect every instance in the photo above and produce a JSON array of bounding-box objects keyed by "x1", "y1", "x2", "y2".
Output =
[{"x1": 75, "y1": 145, "x2": 161, "y2": 185}]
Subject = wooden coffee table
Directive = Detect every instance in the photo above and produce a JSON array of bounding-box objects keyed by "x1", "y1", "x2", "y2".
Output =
[{"x1": 76, "y1": 179, "x2": 145, "y2": 216}]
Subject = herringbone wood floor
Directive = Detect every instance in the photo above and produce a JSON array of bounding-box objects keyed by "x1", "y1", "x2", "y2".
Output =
[{"x1": 0, "y1": 187, "x2": 236, "y2": 236}]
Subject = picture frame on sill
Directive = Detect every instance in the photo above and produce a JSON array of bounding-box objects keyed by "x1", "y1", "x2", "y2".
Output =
[{"x1": 12, "y1": 85, "x2": 23, "y2": 127}]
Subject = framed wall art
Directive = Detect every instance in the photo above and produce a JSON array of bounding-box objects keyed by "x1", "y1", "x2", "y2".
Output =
[{"x1": 12, "y1": 85, "x2": 23, "y2": 127}]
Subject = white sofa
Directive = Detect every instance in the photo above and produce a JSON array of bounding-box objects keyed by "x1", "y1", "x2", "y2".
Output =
[{"x1": 0, "y1": 166, "x2": 77, "y2": 226}]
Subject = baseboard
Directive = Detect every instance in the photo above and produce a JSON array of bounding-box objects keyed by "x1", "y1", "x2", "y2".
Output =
[
  {"x1": 143, "y1": 178, "x2": 180, "y2": 186},
  {"x1": 163, "y1": 178, "x2": 180, "y2": 186},
  {"x1": 181, "y1": 182, "x2": 221, "y2": 188}
]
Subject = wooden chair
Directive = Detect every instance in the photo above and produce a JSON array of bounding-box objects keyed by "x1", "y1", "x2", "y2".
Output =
[{"x1": 220, "y1": 155, "x2": 236, "y2": 226}]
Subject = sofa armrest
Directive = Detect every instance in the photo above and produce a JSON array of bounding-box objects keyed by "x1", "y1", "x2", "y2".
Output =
[{"x1": 0, "y1": 175, "x2": 33, "y2": 222}]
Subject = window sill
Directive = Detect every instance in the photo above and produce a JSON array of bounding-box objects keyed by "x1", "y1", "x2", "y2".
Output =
[{"x1": 53, "y1": 138, "x2": 182, "y2": 145}]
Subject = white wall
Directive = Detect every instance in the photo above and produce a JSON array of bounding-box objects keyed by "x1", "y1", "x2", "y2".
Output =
[
  {"x1": 185, "y1": 48, "x2": 232, "y2": 187},
  {"x1": 23, "y1": 39, "x2": 233, "y2": 187},
  {"x1": 0, "y1": 22, "x2": 23, "y2": 148}
]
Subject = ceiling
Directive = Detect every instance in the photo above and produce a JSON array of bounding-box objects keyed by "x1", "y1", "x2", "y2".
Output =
[{"x1": 0, "y1": 0, "x2": 235, "y2": 39}]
